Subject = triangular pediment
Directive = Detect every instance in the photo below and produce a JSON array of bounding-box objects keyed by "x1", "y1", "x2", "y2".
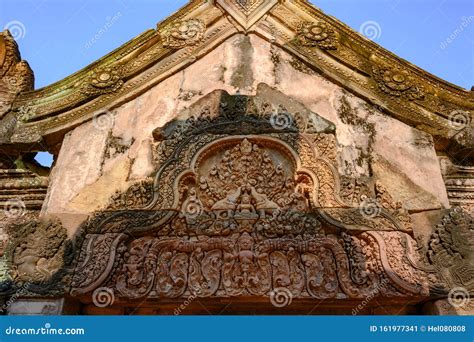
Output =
[{"x1": 1, "y1": 0, "x2": 471, "y2": 155}]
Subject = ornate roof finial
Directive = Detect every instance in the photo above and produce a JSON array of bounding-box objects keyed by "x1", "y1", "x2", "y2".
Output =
[{"x1": 216, "y1": 0, "x2": 278, "y2": 30}]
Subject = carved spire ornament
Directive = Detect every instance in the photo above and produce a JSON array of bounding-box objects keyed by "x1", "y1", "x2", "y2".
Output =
[{"x1": 216, "y1": 0, "x2": 278, "y2": 30}]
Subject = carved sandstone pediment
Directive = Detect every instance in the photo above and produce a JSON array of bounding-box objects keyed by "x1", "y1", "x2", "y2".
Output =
[{"x1": 69, "y1": 89, "x2": 440, "y2": 303}]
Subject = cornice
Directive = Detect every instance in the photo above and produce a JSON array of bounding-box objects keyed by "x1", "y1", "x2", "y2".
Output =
[{"x1": 0, "y1": 0, "x2": 471, "y2": 153}]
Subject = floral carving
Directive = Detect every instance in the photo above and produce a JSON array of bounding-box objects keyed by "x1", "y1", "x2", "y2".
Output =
[
  {"x1": 73, "y1": 230, "x2": 425, "y2": 300},
  {"x1": 81, "y1": 64, "x2": 124, "y2": 96},
  {"x1": 372, "y1": 65, "x2": 425, "y2": 100},
  {"x1": 374, "y1": 181, "x2": 413, "y2": 232},
  {"x1": 297, "y1": 21, "x2": 338, "y2": 50},
  {"x1": 162, "y1": 19, "x2": 205, "y2": 49}
]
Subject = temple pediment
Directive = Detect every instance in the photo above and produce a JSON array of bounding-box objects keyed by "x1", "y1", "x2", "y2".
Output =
[{"x1": 0, "y1": 0, "x2": 472, "y2": 315}]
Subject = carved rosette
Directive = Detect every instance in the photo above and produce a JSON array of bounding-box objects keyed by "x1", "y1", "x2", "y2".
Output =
[
  {"x1": 80, "y1": 64, "x2": 124, "y2": 96},
  {"x1": 297, "y1": 21, "x2": 338, "y2": 50},
  {"x1": 372, "y1": 65, "x2": 425, "y2": 100},
  {"x1": 161, "y1": 19, "x2": 206, "y2": 49}
]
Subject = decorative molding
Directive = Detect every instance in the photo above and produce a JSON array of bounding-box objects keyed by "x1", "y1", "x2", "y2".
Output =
[{"x1": 216, "y1": 0, "x2": 279, "y2": 30}]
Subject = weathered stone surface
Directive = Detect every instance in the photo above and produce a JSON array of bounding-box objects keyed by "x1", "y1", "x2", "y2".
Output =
[
  {"x1": 371, "y1": 115, "x2": 450, "y2": 208},
  {"x1": 69, "y1": 157, "x2": 132, "y2": 213},
  {"x1": 42, "y1": 120, "x2": 109, "y2": 216},
  {"x1": 372, "y1": 155, "x2": 444, "y2": 211}
]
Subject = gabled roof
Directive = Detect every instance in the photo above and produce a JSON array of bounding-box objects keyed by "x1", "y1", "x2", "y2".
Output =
[{"x1": 1, "y1": 0, "x2": 472, "y2": 154}]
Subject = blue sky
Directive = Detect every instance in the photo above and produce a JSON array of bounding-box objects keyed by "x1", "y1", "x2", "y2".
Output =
[{"x1": 1, "y1": 0, "x2": 473, "y2": 166}]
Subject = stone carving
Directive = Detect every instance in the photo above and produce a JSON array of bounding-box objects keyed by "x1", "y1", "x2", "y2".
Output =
[
  {"x1": 296, "y1": 21, "x2": 338, "y2": 50},
  {"x1": 161, "y1": 19, "x2": 206, "y2": 49},
  {"x1": 374, "y1": 181, "x2": 413, "y2": 231},
  {"x1": 107, "y1": 179, "x2": 154, "y2": 210},
  {"x1": 440, "y1": 158, "x2": 474, "y2": 216},
  {"x1": 428, "y1": 207, "x2": 474, "y2": 290},
  {"x1": 73, "y1": 228, "x2": 429, "y2": 300},
  {"x1": 69, "y1": 92, "x2": 438, "y2": 301},
  {"x1": 3, "y1": 0, "x2": 471, "y2": 154},
  {"x1": 0, "y1": 168, "x2": 49, "y2": 211},
  {"x1": 80, "y1": 64, "x2": 124, "y2": 96},
  {"x1": 6, "y1": 218, "x2": 69, "y2": 283},
  {"x1": 169, "y1": 138, "x2": 318, "y2": 237},
  {"x1": 0, "y1": 30, "x2": 34, "y2": 95},
  {"x1": 372, "y1": 65, "x2": 425, "y2": 100},
  {"x1": 232, "y1": 0, "x2": 264, "y2": 15}
]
